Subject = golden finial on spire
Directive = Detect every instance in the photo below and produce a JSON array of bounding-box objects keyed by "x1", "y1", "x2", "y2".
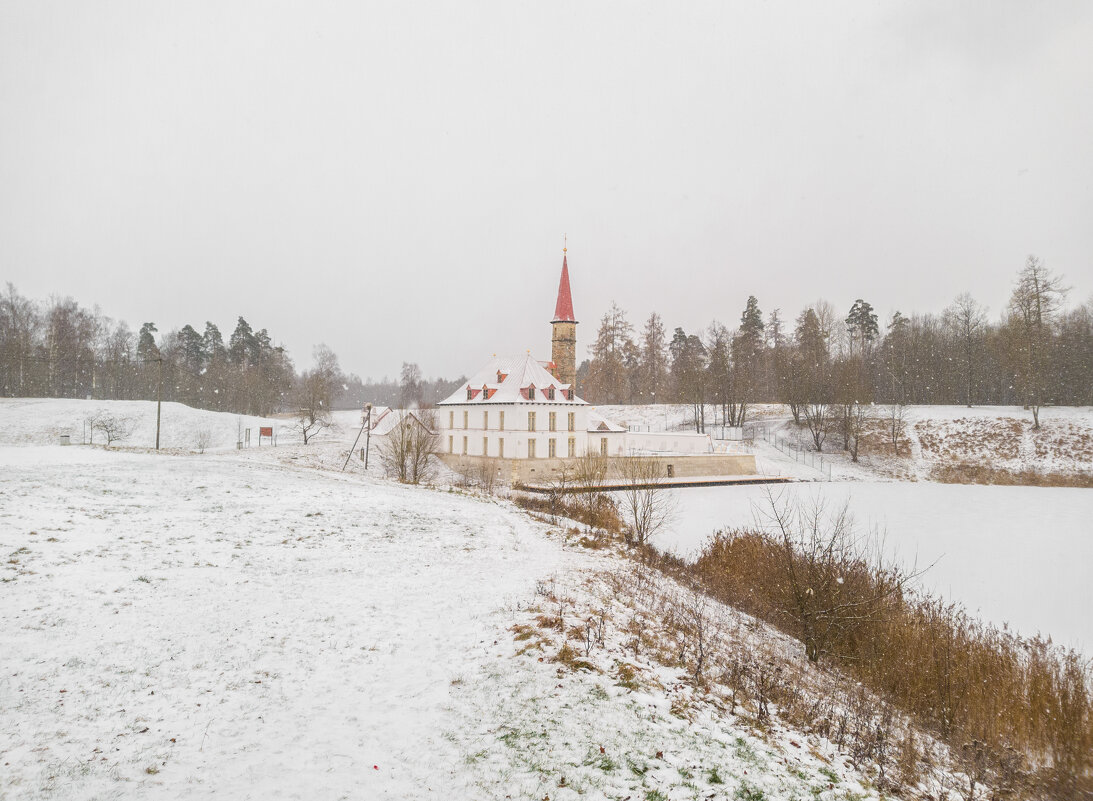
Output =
[{"x1": 563, "y1": 233, "x2": 567, "y2": 253}]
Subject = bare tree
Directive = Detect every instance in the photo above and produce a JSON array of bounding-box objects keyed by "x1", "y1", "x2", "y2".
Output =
[
  {"x1": 887, "y1": 403, "x2": 907, "y2": 455},
  {"x1": 944, "y1": 293, "x2": 987, "y2": 408},
  {"x1": 572, "y1": 451, "x2": 608, "y2": 532},
  {"x1": 802, "y1": 402, "x2": 831, "y2": 451},
  {"x1": 614, "y1": 454, "x2": 676, "y2": 546},
  {"x1": 292, "y1": 344, "x2": 342, "y2": 444},
  {"x1": 1007, "y1": 256, "x2": 1067, "y2": 429},
  {"x1": 89, "y1": 413, "x2": 137, "y2": 447},
  {"x1": 379, "y1": 410, "x2": 439, "y2": 484},
  {"x1": 293, "y1": 405, "x2": 332, "y2": 445},
  {"x1": 845, "y1": 402, "x2": 873, "y2": 463}
]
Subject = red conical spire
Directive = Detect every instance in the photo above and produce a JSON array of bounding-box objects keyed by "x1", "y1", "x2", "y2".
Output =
[{"x1": 553, "y1": 249, "x2": 576, "y2": 323}]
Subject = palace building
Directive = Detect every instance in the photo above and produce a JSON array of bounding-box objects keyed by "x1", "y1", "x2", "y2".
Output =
[{"x1": 436, "y1": 246, "x2": 755, "y2": 485}]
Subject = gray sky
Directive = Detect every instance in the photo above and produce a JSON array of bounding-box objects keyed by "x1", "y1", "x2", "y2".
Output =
[{"x1": 2, "y1": 1, "x2": 1091, "y2": 379}]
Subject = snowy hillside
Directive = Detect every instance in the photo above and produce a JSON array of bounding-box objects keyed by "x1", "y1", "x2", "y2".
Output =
[
  {"x1": 0, "y1": 398, "x2": 293, "y2": 451},
  {"x1": 1, "y1": 400, "x2": 999, "y2": 800},
  {"x1": 597, "y1": 402, "x2": 1093, "y2": 483}
]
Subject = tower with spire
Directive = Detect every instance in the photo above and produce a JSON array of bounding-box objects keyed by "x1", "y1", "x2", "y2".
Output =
[{"x1": 551, "y1": 242, "x2": 578, "y2": 389}]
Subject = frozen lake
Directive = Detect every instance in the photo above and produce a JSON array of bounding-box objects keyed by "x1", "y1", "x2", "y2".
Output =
[{"x1": 657, "y1": 482, "x2": 1093, "y2": 652}]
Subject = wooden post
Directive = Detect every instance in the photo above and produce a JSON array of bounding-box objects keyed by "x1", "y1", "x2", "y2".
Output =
[
  {"x1": 155, "y1": 357, "x2": 163, "y2": 450},
  {"x1": 364, "y1": 404, "x2": 372, "y2": 470}
]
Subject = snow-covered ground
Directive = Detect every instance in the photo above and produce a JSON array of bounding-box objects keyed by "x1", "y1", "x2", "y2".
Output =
[
  {"x1": 660, "y1": 482, "x2": 1093, "y2": 652},
  {"x1": 0, "y1": 398, "x2": 285, "y2": 451},
  {"x1": 2, "y1": 400, "x2": 908, "y2": 800},
  {"x1": 4, "y1": 398, "x2": 1087, "y2": 798}
]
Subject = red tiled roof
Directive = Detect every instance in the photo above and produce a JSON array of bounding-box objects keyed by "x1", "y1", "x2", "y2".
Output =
[{"x1": 552, "y1": 253, "x2": 576, "y2": 323}]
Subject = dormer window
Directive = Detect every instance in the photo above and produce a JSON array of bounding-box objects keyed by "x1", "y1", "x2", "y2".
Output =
[
  {"x1": 527, "y1": 385, "x2": 535, "y2": 400},
  {"x1": 481, "y1": 385, "x2": 489, "y2": 399},
  {"x1": 497, "y1": 371, "x2": 508, "y2": 383},
  {"x1": 466, "y1": 387, "x2": 473, "y2": 400},
  {"x1": 546, "y1": 387, "x2": 555, "y2": 400}
]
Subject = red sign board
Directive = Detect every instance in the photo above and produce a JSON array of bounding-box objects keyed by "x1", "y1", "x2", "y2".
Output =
[{"x1": 259, "y1": 427, "x2": 273, "y2": 437}]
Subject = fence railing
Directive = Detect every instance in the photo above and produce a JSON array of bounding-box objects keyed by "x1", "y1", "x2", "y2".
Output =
[{"x1": 749, "y1": 424, "x2": 833, "y2": 480}]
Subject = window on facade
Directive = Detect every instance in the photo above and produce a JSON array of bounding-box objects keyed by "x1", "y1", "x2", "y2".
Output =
[
  {"x1": 568, "y1": 412, "x2": 575, "y2": 432},
  {"x1": 483, "y1": 436, "x2": 488, "y2": 456},
  {"x1": 528, "y1": 439, "x2": 537, "y2": 458},
  {"x1": 463, "y1": 410, "x2": 468, "y2": 429},
  {"x1": 462, "y1": 436, "x2": 468, "y2": 455},
  {"x1": 549, "y1": 412, "x2": 556, "y2": 432},
  {"x1": 528, "y1": 412, "x2": 536, "y2": 431},
  {"x1": 448, "y1": 435, "x2": 453, "y2": 454},
  {"x1": 568, "y1": 437, "x2": 576, "y2": 457},
  {"x1": 548, "y1": 438, "x2": 556, "y2": 458},
  {"x1": 483, "y1": 410, "x2": 488, "y2": 430},
  {"x1": 498, "y1": 438, "x2": 504, "y2": 458},
  {"x1": 499, "y1": 411, "x2": 505, "y2": 430},
  {"x1": 449, "y1": 410, "x2": 454, "y2": 429},
  {"x1": 600, "y1": 437, "x2": 608, "y2": 456}
]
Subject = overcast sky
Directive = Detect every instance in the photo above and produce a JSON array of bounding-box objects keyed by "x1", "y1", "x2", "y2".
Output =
[{"x1": 2, "y1": 1, "x2": 1090, "y2": 379}]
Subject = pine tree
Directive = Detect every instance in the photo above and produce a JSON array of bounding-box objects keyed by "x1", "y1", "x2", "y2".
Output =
[
  {"x1": 639, "y1": 312, "x2": 669, "y2": 402},
  {"x1": 136, "y1": 322, "x2": 159, "y2": 361},
  {"x1": 202, "y1": 322, "x2": 228, "y2": 365},
  {"x1": 845, "y1": 299, "x2": 879, "y2": 356},
  {"x1": 228, "y1": 317, "x2": 254, "y2": 366}
]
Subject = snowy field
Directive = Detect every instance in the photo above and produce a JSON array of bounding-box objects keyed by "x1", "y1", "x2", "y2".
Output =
[
  {"x1": 0, "y1": 398, "x2": 284, "y2": 451},
  {"x1": 4, "y1": 398, "x2": 1089, "y2": 798},
  {"x1": 658, "y1": 482, "x2": 1093, "y2": 652},
  {"x1": 2, "y1": 401, "x2": 900, "y2": 801}
]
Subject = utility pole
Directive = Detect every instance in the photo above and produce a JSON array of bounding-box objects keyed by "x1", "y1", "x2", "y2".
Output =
[
  {"x1": 364, "y1": 404, "x2": 372, "y2": 469},
  {"x1": 155, "y1": 357, "x2": 163, "y2": 450},
  {"x1": 342, "y1": 403, "x2": 373, "y2": 473}
]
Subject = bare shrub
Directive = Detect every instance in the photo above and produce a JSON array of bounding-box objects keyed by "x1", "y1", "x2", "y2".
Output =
[
  {"x1": 192, "y1": 428, "x2": 212, "y2": 454},
  {"x1": 572, "y1": 452, "x2": 609, "y2": 534},
  {"x1": 931, "y1": 462, "x2": 1093, "y2": 488},
  {"x1": 684, "y1": 490, "x2": 1093, "y2": 797},
  {"x1": 474, "y1": 457, "x2": 501, "y2": 494},
  {"x1": 89, "y1": 413, "x2": 137, "y2": 447},
  {"x1": 511, "y1": 490, "x2": 623, "y2": 536},
  {"x1": 379, "y1": 410, "x2": 439, "y2": 485},
  {"x1": 613, "y1": 455, "x2": 676, "y2": 546}
]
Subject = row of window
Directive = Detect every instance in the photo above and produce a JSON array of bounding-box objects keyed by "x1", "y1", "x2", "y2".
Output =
[
  {"x1": 449, "y1": 409, "x2": 576, "y2": 432},
  {"x1": 447, "y1": 436, "x2": 610, "y2": 458},
  {"x1": 466, "y1": 385, "x2": 572, "y2": 401}
]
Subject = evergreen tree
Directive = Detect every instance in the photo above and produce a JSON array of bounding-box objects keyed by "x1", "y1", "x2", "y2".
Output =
[
  {"x1": 585, "y1": 302, "x2": 634, "y2": 404},
  {"x1": 845, "y1": 299, "x2": 879, "y2": 355},
  {"x1": 228, "y1": 317, "x2": 254, "y2": 366},
  {"x1": 638, "y1": 312, "x2": 669, "y2": 402},
  {"x1": 202, "y1": 322, "x2": 228, "y2": 365},
  {"x1": 177, "y1": 325, "x2": 205, "y2": 372},
  {"x1": 136, "y1": 322, "x2": 159, "y2": 361}
]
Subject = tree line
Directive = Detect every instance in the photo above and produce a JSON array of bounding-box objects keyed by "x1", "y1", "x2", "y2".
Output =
[
  {"x1": 579, "y1": 256, "x2": 1092, "y2": 430},
  {"x1": 0, "y1": 282, "x2": 461, "y2": 418}
]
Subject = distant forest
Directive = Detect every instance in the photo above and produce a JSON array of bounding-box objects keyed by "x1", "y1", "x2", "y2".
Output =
[
  {"x1": 4, "y1": 255, "x2": 1090, "y2": 423},
  {"x1": 578, "y1": 256, "x2": 1092, "y2": 427},
  {"x1": 0, "y1": 283, "x2": 462, "y2": 416}
]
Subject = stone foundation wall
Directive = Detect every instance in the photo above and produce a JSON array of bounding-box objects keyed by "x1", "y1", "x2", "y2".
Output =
[{"x1": 438, "y1": 452, "x2": 756, "y2": 486}]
